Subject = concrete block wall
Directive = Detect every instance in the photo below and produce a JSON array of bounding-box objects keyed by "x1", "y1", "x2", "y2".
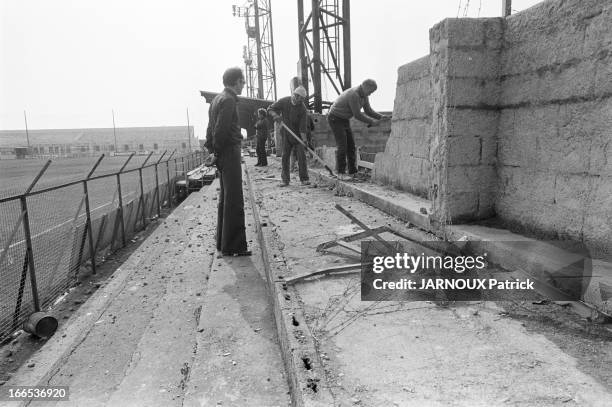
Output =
[
  {"x1": 429, "y1": 18, "x2": 503, "y2": 222},
  {"x1": 371, "y1": 0, "x2": 612, "y2": 252},
  {"x1": 310, "y1": 113, "x2": 391, "y2": 151},
  {"x1": 373, "y1": 56, "x2": 432, "y2": 197},
  {"x1": 496, "y1": 0, "x2": 612, "y2": 253},
  {"x1": 310, "y1": 113, "x2": 391, "y2": 171}
]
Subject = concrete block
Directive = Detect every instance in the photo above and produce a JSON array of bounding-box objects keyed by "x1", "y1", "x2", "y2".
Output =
[
  {"x1": 448, "y1": 48, "x2": 500, "y2": 79},
  {"x1": 556, "y1": 99, "x2": 612, "y2": 175},
  {"x1": 446, "y1": 18, "x2": 486, "y2": 48},
  {"x1": 553, "y1": 173, "x2": 593, "y2": 211},
  {"x1": 429, "y1": 21, "x2": 448, "y2": 53},
  {"x1": 583, "y1": 177, "x2": 612, "y2": 249},
  {"x1": 496, "y1": 166, "x2": 556, "y2": 207},
  {"x1": 477, "y1": 188, "x2": 497, "y2": 218},
  {"x1": 483, "y1": 18, "x2": 504, "y2": 50},
  {"x1": 447, "y1": 164, "x2": 496, "y2": 194},
  {"x1": 397, "y1": 56, "x2": 430, "y2": 84},
  {"x1": 538, "y1": 131, "x2": 590, "y2": 175},
  {"x1": 544, "y1": 204, "x2": 584, "y2": 239},
  {"x1": 500, "y1": 35, "x2": 586, "y2": 77},
  {"x1": 499, "y1": 105, "x2": 557, "y2": 168},
  {"x1": 593, "y1": 55, "x2": 612, "y2": 99},
  {"x1": 447, "y1": 135, "x2": 481, "y2": 166},
  {"x1": 539, "y1": 60, "x2": 597, "y2": 102},
  {"x1": 577, "y1": 2, "x2": 612, "y2": 57},
  {"x1": 447, "y1": 109, "x2": 499, "y2": 138},
  {"x1": 393, "y1": 80, "x2": 433, "y2": 120},
  {"x1": 480, "y1": 133, "x2": 498, "y2": 166},
  {"x1": 500, "y1": 73, "x2": 539, "y2": 106},
  {"x1": 447, "y1": 191, "x2": 479, "y2": 220},
  {"x1": 501, "y1": 58, "x2": 595, "y2": 106},
  {"x1": 447, "y1": 77, "x2": 500, "y2": 107}
]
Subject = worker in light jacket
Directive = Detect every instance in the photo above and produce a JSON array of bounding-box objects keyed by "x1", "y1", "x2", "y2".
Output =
[{"x1": 328, "y1": 79, "x2": 390, "y2": 178}]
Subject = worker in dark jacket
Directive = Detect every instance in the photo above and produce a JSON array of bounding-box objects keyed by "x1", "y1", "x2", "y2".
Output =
[
  {"x1": 254, "y1": 108, "x2": 269, "y2": 167},
  {"x1": 268, "y1": 86, "x2": 310, "y2": 187},
  {"x1": 205, "y1": 67, "x2": 251, "y2": 256},
  {"x1": 328, "y1": 79, "x2": 390, "y2": 178}
]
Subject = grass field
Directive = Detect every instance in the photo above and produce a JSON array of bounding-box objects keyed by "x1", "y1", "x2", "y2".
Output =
[
  {"x1": 0, "y1": 155, "x2": 198, "y2": 341},
  {"x1": 1, "y1": 156, "x2": 156, "y2": 196},
  {"x1": 0, "y1": 156, "x2": 189, "y2": 236}
]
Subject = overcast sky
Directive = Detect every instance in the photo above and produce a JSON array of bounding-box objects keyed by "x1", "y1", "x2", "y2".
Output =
[{"x1": 0, "y1": 0, "x2": 542, "y2": 139}]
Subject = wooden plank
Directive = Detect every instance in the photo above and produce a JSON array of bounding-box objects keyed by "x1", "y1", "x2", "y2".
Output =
[
  {"x1": 356, "y1": 159, "x2": 374, "y2": 170},
  {"x1": 336, "y1": 240, "x2": 361, "y2": 254}
]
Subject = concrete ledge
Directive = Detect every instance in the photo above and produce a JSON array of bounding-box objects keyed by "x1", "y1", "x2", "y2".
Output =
[
  {"x1": 2, "y1": 190, "x2": 206, "y2": 405},
  {"x1": 308, "y1": 168, "x2": 431, "y2": 230},
  {"x1": 308, "y1": 166, "x2": 610, "y2": 317},
  {"x1": 244, "y1": 166, "x2": 335, "y2": 407},
  {"x1": 447, "y1": 224, "x2": 612, "y2": 317}
]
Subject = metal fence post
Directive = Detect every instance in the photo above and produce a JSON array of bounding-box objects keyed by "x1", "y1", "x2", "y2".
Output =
[
  {"x1": 165, "y1": 150, "x2": 176, "y2": 208},
  {"x1": 116, "y1": 153, "x2": 135, "y2": 248},
  {"x1": 138, "y1": 152, "x2": 154, "y2": 229},
  {"x1": 83, "y1": 154, "x2": 105, "y2": 275},
  {"x1": 17, "y1": 160, "x2": 51, "y2": 316},
  {"x1": 154, "y1": 151, "x2": 167, "y2": 218}
]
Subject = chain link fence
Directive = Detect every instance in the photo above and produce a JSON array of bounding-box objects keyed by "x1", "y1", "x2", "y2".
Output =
[{"x1": 0, "y1": 151, "x2": 203, "y2": 342}]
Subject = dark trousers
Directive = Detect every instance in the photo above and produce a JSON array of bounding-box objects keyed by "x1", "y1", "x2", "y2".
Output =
[
  {"x1": 281, "y1": 135, "x2": 309, "y2": 184},
  {"x1": 216, "y1": 144, "x2": 248, "y2": 253},
  {"x1": 328, "y1": 115, "x2": 356, "y2": 174},
  {"x1": 256, "y1": 134, "x2": 267, "y2": 166}
]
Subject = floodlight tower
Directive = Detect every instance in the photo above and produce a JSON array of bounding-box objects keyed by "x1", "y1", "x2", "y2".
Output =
[
  {"x1": 298, "y1": 0, "x2": 351, "y2": 112},
  {"x1": 232, "y1": 0, "x2": 277, "y2": 100}
]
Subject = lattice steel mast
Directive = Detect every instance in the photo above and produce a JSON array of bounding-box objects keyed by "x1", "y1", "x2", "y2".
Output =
[
  {"x1": 297, "y1": 0, "x2": 351, "y2": 112},
  {"x1": 233, "y1": 0, "x2": 277, "y2": 100}
]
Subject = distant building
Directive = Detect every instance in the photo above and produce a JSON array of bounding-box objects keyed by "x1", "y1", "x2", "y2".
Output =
[{"x1": 0, "y1": 126, "x2": 197, "y2": 159}]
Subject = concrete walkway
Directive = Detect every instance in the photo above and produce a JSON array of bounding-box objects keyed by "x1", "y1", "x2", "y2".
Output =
[
  {"x1": 248, "y1": 156, "x2": 612, "y2": 407},
  {"x1": 3, "y1": 177, "x2": 289, "y2": 407}
]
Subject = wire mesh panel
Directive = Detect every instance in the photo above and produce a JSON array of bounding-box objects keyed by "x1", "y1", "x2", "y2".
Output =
[
  {"x1": 26, "y1": 184, "x2": 85, "y2": 311},
  {"x1": 0, "y1": 154, "x2": 200, "y2": 341},
  {"x1": 0, "y1": 198, "x2": 28, "y2": 341},
  {"x1": 141, "y1": 166, "x2": 158, "y2": 220},
  {"x1": 87, "y1": 177, "x2": 118, "y2": 220},
  {"x1": 119, "y1": 171, "x2": 142, "y2": 236}
]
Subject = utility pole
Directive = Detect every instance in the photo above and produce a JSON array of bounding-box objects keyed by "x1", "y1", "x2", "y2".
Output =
[
  {"x1": 112, "y1": 109, "x2": 117, "y2": 154},
  {"x1": 502, "y1": 0, "x2": 512, "y2": 16},
  {"x1": 23, "y1": 111, "x2": 31, "y2": 155},
  {"x1": 186, "y1": 108, "x2": 192, "y2": 152}
]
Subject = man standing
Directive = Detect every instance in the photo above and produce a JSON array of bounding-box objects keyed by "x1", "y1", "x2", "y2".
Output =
[
  {"x1": 254, "y1": 108, "x2": 269, "y2": 167},
  {"x1": 328, "y1": 79, "x2": 390, "y2": 177},
  {"x1": 205, "y1": 67, "x2": 251, "y2": 256},
  {"x1": 268, "y1": 86, "x2": 310, "y2": 187}
]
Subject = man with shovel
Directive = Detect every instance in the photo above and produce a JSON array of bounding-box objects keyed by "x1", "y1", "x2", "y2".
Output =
[{"x1": 268, "y1": 86, "x2": 311, "y2": 187}]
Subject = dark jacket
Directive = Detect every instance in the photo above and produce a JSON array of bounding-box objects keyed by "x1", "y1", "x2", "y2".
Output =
[
  {"x1": 205, "y1": 88, "x2": 242, "y2": 153},
  {"x1": 267, "y1": 96, "x2": 307, "y2": 144},
  {"x1": 255, "y1": 118, "x2": 268, "y2": 140}
]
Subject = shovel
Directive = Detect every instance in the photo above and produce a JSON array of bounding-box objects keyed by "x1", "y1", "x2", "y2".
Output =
[{"x1": 280, "y1": 122, "x2": 335, "y2": 177}]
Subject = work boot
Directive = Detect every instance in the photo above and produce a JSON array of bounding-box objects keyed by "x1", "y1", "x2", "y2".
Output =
[
  {"x1": 278, "y1": 182, "x2": 289, "y2": 187},
  {"x1": 301, "y1": 180, "x2": 311, "y2": 186}
]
